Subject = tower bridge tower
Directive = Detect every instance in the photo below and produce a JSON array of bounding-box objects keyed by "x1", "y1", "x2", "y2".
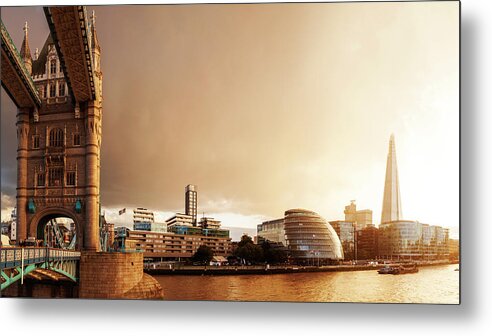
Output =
[{"x1": 4, "y1": 7, "x2": 103, "y2": 251}]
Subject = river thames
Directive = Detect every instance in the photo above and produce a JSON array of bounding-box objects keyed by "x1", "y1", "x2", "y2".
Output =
[{"x1": 155, "y1": 264, "x2": 459, "y2": 304}]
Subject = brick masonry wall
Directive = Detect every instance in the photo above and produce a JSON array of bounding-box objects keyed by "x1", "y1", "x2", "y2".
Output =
[{"x1": 79, "y1": 252, "x2": 163, "y2": 299}]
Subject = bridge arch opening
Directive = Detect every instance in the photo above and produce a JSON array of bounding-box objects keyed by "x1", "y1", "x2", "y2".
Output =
[{"x1": 34, "y1": 213, "x2": 77, "y2": 250}]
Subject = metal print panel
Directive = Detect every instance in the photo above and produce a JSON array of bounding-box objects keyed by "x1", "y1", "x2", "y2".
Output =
[{"x1": 0, "y1": 1, "x2": 459, "y2": 303}]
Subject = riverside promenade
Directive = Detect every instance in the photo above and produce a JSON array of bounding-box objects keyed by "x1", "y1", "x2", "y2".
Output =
[{"x1": 144, "y1": 260, "x2": 457, "y2": 276}]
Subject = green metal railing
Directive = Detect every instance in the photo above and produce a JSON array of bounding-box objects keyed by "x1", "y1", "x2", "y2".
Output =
[{"x1": 0, "y1": 247, "x2": 80, "y2": 291}]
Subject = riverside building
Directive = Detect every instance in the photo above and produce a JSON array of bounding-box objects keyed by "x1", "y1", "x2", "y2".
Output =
[
  {"x1": 329, "y1": 220, "x2": 355, "y2": 260},
  {"x1": 256, "y1": 209, "x2": 344, "y2": 264},
  {"x1": 133, "y1": 207, "x2": 166, "y2": 233},
  {"x1": 344, "y1": 200, "x2": 373, "y2": 230},
  {"x1": 377, "y1": 135, "x2": 449, "y2": 260},
  {"x1": 378, "y1": 221, "x2": 449, "y2": 260},
  {"x1": 115, "y1": 227, "x2": 231, "y2": 262},
  {"x1": 257, "y1": 218, "x2": 286, "y2": 246},
  {"x1": 185, "y1": 184, "x2": 198, "y2": 225}
]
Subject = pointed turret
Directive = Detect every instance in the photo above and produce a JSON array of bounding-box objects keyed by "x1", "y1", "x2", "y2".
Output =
[
  {"x1": 89, "y1": 10, "x2": 102, "y2": 100},
  {"x1": 20, "y1": 21, "x2": 33, "y2": 75},
  {"x1": 90, "y1": 10, "x2": 101, "y2": 53},
  {"x1": 381, "y1": 134, "x2": 402, "y2": 223}
]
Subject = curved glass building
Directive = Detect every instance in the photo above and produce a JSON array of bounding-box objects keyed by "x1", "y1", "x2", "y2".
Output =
[{"x1": 284, "y1": 209, "x2": 344, "y2": 263}]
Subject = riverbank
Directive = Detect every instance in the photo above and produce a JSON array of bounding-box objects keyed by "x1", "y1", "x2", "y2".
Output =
[{"x1": 145, "y1": 260, "x2": 458, "y2": 276}]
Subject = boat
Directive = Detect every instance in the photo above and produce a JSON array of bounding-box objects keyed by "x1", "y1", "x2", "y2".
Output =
[
  {"x1": 391, "y1": 264, "x2": 419, "y2": 275},
  {"x1": 378, "y1": 265, "x2": 397, "y2": 274}
]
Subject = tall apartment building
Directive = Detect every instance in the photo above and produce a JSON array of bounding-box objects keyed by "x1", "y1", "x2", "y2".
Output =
[{"x1": 185, "y1": 184, "x2": 197, "y2": 226}]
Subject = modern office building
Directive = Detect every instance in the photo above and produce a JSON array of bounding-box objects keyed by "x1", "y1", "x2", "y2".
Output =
[
  {"x1": 356, "y1": 225, "x2": 379, "y2": 260},
  {"x1": 257, "y1": 218, "x2": 286, "y2": 246},
  {"x1": 198, "y1": 216, "x2": 222, "y2": 229},
  {"x1": 185, "y1": 184, "x2": 198, "y2": 226},
  {"x1": 329, "y1": 220, "x2": 355, "y2": 260},
  {"x1": 133, "y1": 207, "x2": 155, "y2": 231},
  {"x1": 344, "y1": 200, "x2": 373, "y2": 230},
  {"x1": 284, "y1": 209, "x2": 344, "y2": 263},
  {"x1": 449, "y1": 238, "x2": 459, "y2": 260},
  {"x1": 133, "y1": 207, "x2": 166, "y2": 232},
  {"x1": 381, "y1": 134, "x2": 403, "y2": 223},
  {"x1": 377, "y1": 135, "x2": 450, "y2": 260},
  {"x1": 115, "y1": 228, "x2": 232, "y2": 261},
  {"x1": 256, "y1": 210, "x2": 343, "y2": 263},
  {"x1": 166, "y1": 213, "x2": 194, "y2": 229},
  {"x1": 378, "y1": 220, "x2": 449, "y2": 260}
]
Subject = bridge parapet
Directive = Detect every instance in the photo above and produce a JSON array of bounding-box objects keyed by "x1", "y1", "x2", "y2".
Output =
[
  {"x1": 1, "y1": 247, "x2": 80, "y2": 270},
  {"x1": 0, "y1": 247, "x2": 80, "y2": 291}
]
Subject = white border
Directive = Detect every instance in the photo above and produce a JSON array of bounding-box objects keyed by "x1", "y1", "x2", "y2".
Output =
[{"x1": 1, "y1": 1, "x2": 491, "y2": 335}]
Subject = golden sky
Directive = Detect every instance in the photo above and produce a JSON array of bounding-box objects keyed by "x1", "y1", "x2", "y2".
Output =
[{"x1": 1, "y1": 2, "x2": 459, "y2": 236}]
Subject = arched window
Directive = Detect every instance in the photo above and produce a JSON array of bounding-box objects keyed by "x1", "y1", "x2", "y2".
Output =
[
  {"x1": 50, "y1": 59, "x2": 57, "y2": 74},
  {"x1": 59, "y1": 81, "x2": 65, "y2": 96},
  {"x1": 49, "y1": 128, "x2": 64, "y2": 147}
]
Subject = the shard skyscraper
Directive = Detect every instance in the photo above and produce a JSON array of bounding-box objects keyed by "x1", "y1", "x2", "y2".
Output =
[{"x1": 381, "y1": 134, "x2": 402, "y2": 223}]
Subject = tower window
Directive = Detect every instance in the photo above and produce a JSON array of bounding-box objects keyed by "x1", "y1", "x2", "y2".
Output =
[
  {"x1": 73, "y1": 133, "x2": 81, "y2": 146},
  {"x1": 33, "y1": 135, "x2": 40, "y2": 149},
  {"x1": 36, "y1": 173, "x2": 45, "y2": 187},
  {"x1": 50, "y1": 60, "x2": 56, "y2": 74},
  {"x1": 49, "y1": 128, "x2": 64, "y2": 147},
  {"x1": 66, "y1": 171, "x2": 76, "y2": 186},
  {"x1": 43, "y1": 86, "x2": 47, "y2": 98},
  {"x1": 48, "y1": 168, "x2": 63, "y2": 186},
  {"x1": 49, "y1": 84, "x2": 56, "y2": 98},
  {"x1": 59, "y1": 82, "x2": 65, "y2": 96}
]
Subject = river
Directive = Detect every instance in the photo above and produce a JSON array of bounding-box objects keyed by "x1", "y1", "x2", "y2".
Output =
[{"x1": 154, "y1": 264, "x2": 459, "y2": 304}]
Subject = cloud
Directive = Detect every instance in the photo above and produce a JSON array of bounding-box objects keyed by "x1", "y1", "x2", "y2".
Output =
[
  {"x1": 1, "y1": 193, "x2": 15, "y2": 221},
  {"x1": 1, "y1": 5, "x2": 459, "y2": 233}
]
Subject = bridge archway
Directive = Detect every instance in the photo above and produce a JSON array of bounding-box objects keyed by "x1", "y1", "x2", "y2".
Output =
[{"x1": 28, "y1": 208, "x2": 80, "y2": 250}]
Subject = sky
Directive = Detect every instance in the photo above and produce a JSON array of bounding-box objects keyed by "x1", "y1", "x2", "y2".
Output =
[{"x1": 0, "y1": 2, "x2": 459, "y2": 239}]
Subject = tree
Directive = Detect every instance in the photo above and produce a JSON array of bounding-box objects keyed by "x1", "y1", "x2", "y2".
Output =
[
  {"x1": 261, "y1": 241, "x2": 288, "y2": 264},
  {"x1": 192, "y1": 245, "x2": 214, "y2": 264},
  {"x1": 237, "y1": 234, "x2": 254, "y2": 248},
  {"x1": 234, "y1": 234, "x2": 264, "y2": 264}
]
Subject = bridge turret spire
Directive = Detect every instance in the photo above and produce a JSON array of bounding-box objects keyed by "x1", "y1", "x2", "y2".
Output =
[{"x1": 20, "y1": 21, "x2": 33, "y2": 75}]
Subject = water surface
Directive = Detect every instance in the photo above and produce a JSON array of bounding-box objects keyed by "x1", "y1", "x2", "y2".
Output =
[{"x1": 155, "y1": 264, "x2": 459, "y2": 304}]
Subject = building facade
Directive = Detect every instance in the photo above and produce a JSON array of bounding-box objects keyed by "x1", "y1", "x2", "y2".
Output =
[
  {"x1": 185, "y1": 184, "x2": 197, "y2": 226},
  {"x1": 118, "y1": 229, "x2": 231, "y2": 261},
  {"x1": 378, "y1": 220, "x2": 449, "y2": 260},
  {"x1": 132, "y1": 207, "x2": 166, "y2": 232},
  {"x1": 165, "y1": 213, "x2": 194, "y2": 229},
  {"x1": 356, "y1": 225, "x2": 379, "y2": 260},
  {"x1": 198, "y1": 216, "x2": 221, "y2": 229},
  {"x1": 257, "y1": 218, "x2": 286, "y2": 246},
  {"x1": 284, "y1": 209, "x2": 344, "y2": 263},
  {"x1": 329, "y1": 220, "x2": 355, "y2": 260},
  {"x1": 344, "y1": 200, "x2": 373, "y2": 230},
  {"x1": 381, "y1": 134, "x2": 403, "y2": 223}
]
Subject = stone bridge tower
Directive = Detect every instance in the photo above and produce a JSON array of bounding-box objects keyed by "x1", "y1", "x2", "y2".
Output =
[{"x1": 12, "y1": 8, "x2": 103, "y2": 251}]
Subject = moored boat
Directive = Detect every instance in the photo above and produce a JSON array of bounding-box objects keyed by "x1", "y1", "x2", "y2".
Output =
[
  {"x1": 378, "y1": 265, "x2": 397, "y2": 274},
  {"x1": 392, "y1": 264, "x2": 419, "y2": 275}
]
